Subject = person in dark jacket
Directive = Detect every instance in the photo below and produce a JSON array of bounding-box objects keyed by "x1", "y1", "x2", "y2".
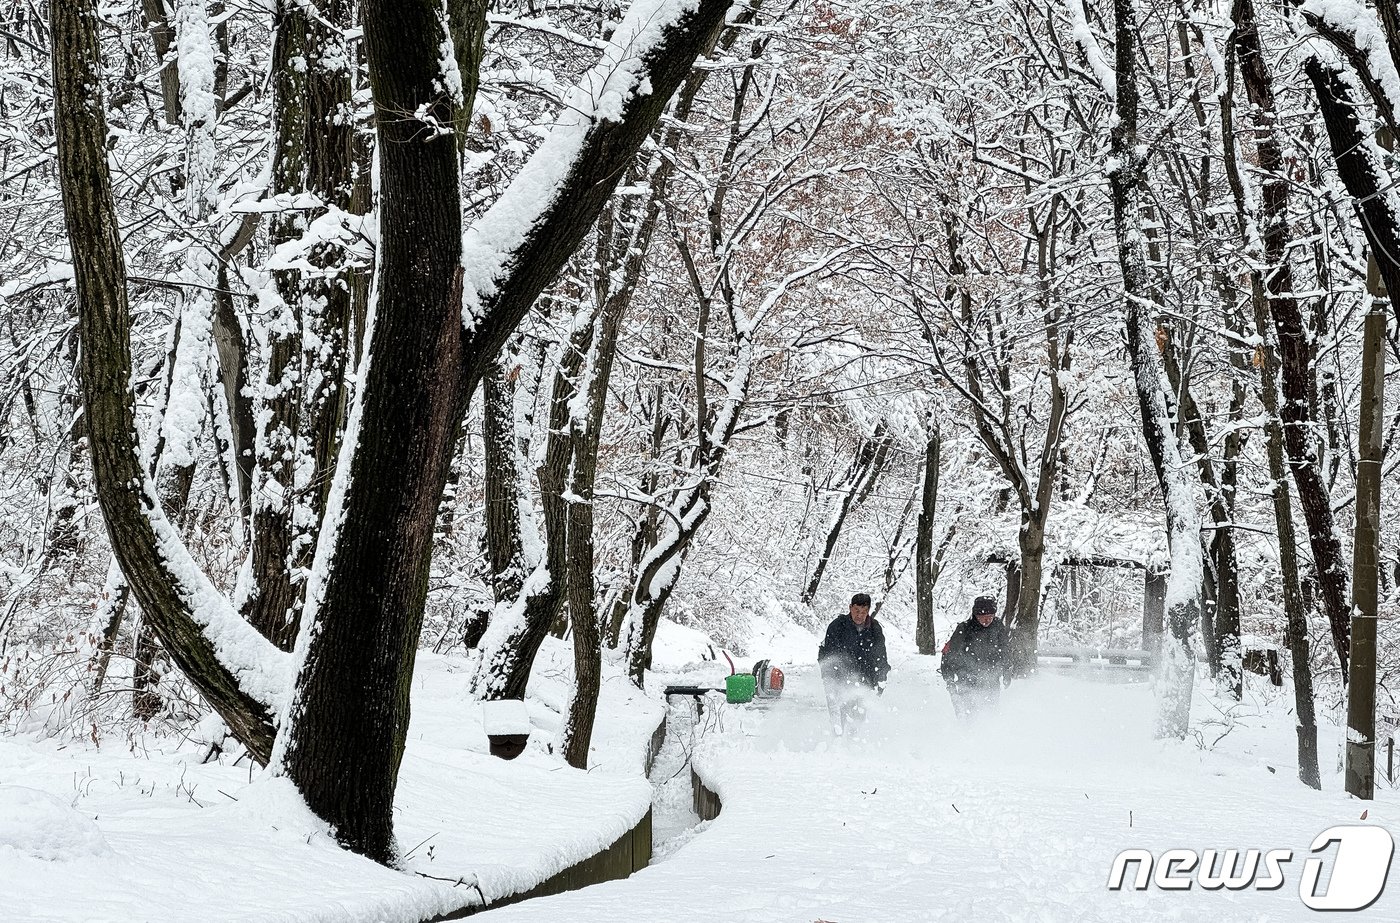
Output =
[
  {"x1": 940, "y1": 595, "x2": 1011, "y2": 718},
  {"x1": 819, "y1": 592, "x2": 891, "y2": 734}
]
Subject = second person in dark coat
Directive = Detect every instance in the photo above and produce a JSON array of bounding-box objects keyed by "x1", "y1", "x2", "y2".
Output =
[{"x1": 940, "y1": 595, "x2": 1011, "y2": 718}]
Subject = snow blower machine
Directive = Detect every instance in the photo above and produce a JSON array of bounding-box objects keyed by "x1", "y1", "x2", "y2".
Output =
[{"x1": 664, "y1": 657, "x2": 785, "y2": 704}]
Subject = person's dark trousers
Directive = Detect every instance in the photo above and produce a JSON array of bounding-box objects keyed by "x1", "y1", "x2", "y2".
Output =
[{"x1": 824, "y1": 676, "x2": 868, "y2": 734}]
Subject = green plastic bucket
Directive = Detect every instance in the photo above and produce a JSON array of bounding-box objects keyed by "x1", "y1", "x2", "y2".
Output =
[{"x1": 725, "y1": 673, "x2": 756, "y2": 703}]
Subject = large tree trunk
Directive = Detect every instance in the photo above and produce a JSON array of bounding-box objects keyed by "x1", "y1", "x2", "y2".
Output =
[
  {"x1": 278, "y1": 0, "x2": 478, "y2": 866},
  {"x1": 1222, "y1": 0, "x2": 1319, "y2": 786},
  {"x1": 1104, "y1": 0, "x2": 1201, "y2": 739},
  {"x1": 61, "y1": 0, "x2": 734, "y2": 865},
  {"x1": 281, "y1": 0, "x2": 735, "y2": 863},
  {"x1": 52, "y1": 0, "x2": 282, "y2": 762}
]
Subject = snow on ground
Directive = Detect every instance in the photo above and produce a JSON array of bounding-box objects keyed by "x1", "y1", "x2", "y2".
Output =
[
  {"x1": 2, "y1": 640, "x2": 660, "y2": 923},
  {"x1": 8, "y1": 620, "x2": 1398, "y2": 923},
  {"x1": 481, "y1": 652, "x2": 1400, "y2": 922}
]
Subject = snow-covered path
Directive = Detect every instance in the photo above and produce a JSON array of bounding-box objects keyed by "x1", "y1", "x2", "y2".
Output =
[{"x1": 479, "y1": 658, "x2": 1400, "y2": 922}]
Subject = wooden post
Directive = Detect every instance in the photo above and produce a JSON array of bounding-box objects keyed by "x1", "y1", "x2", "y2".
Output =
[{"x1": 1346, "y1": 301, "x2": 1386, "y2": 800}]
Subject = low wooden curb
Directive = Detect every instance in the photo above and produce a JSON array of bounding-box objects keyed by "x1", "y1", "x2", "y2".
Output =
[{"x1": 425, "y1": 708, "x2": 669, "y2": 920}]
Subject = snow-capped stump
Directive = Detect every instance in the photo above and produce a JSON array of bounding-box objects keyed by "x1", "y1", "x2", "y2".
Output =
[
  {"x1": 0, "y1": 786, "x2": 112, "y2": 861},
  {"x1": 483, "y1": 699, "x2": 531, "y2": 760}
]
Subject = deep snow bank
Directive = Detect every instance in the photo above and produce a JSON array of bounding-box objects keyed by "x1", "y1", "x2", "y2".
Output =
[{"x1": 3, "y1": 644, "x2": 660, "y2": 923}]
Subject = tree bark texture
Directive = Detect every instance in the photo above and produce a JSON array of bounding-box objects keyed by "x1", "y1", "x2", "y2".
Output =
[
  {"x1": 281, "y1": 0, "x2": 734, "y2": 863},
  {"x1": 1107, "y1": 0, "x2": 1201, "y2": 739},
  {"x1": 51, "y1": 0, "x2": 279, "y2": 763},
  {"x1": 244, "y1": 0, "x2": 356, "y2": 652},
  {"x1": 1345, "y1": 305, "x2": 1386, "y2": 799},
  {"x1": 1229, "y1": 49, "x2": 1351, "y2": 675},
  {"x1": 471, "y1": 359, "x2": 565, "y2": 701},
  {"x1": 141, "y1": 0, "x2": 182, "y2": 126},
  {"x1": 1221, "y1": 6, "x2": 1320, "y2": 786},
  {"x1": 915, "y1": 428, "x2": 941, "y2": 655}
]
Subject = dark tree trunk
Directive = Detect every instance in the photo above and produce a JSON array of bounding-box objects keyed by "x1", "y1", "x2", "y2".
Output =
[
  {"x1": 1142, "y1": 569, "x2": 1166, "y2": 654},
  {"x1": 448, "y1": 0, "x2": 488, "y2": 155},
  {"x1": 915, "y1": 428, "x2": 941, "y2": 655},
  {"x1": 472, "y1": 360, "x2": 565, "y2": 701},
  {"x1": 212, "y1": 262, "x2": 255, "y2": 521},
  {"x1": 560, "y1": 239, "x2": 636, "y2": 764},
  {"x1": 280, "y1": 0, "x2": 472, "y2": 865},
  {"x1": 141, "y1": 0, "x2": 181, "y2": 126},
  {"x1": 282, "y1": 0, "x2": 734, "y2": 863},
  {"x1": 1223, "y1": 0, "x2": 1319, "y2": 786},
  {"x1": 1106, "y1": 0, "x2": 1201, "y2": 738},
  {"x1": 1345, "y1": 304, "x2": 1386, "y2": 799},
  {"x1": 802, "y1": 422, "x2": 893, "y2": 605},
  {"x1": 1007, "y1": 517, "x2": 1045, "y2": 674},
  {"x1": 1235, "y1": 54, "x2": 1355, "y2": 675},
  {"x1": 133, "y1": 613, "x2": 163, "y2": 720},
  {"x1": 59, "y1": 0, "x2": 733, "y2": 866},
  {"x1": 299, "y1": 0, "x2": 356, "y2": 523},
  {"x1": 90, "y1": 564, "x2": 130, "y2": 695},
  {"x1": 52, "y1": 0, "x2": 278, "y2": 762}
]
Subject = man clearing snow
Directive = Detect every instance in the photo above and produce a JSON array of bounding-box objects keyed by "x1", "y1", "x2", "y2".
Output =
[
  {"x1": 818, "y1": 592, "x2": 890, "y2": 735},
  {"x1": 940, "y1": 595, "x2": 1011, "y2": 719}
]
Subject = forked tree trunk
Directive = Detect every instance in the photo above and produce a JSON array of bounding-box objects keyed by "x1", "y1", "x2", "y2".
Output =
[
  {"x1": 61, "y1": 0, "x2": 738, "y2": 865},
  {"x1": 281, "y1": 0, "x2": 736, "y2": 862},
  {"x1": 52, "y1": 0, "x2": 281, "y2": 762},
  {"x1": 929, "y1": 200, "x2": 1070, "y2": 676}
]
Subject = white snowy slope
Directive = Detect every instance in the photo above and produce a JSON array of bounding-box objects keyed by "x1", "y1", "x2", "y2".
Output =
[
  {"x1": 1, "y1": 643, "x2": 660, "y2": 923},
  {"x1": 478, "y1": 656, "x2": 1399, "y2": 923}
]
